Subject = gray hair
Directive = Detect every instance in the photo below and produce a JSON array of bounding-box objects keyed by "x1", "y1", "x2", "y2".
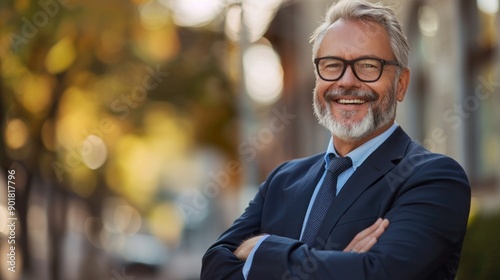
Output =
[{"x1": 311, "y1": 0, "x2": 409, "y2": 69}]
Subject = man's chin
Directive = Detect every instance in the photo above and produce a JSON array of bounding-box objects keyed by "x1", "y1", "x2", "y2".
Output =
[
  {"x1": 334, "y1": 120, "x2": 362, "y2": 129},
  {"x1": 325, "y1": 118, "x2": 376, "y2": 142},
  {"x1": 330, "y1": 112, "x2": 368, "y2": 124}
]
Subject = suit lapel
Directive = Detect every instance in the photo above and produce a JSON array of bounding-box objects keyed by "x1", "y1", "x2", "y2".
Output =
[
  {"x1": 314, "y1": 127, "x2": 411, "y2": 247},
  {"x1": 284, "y1": 156, "x2": 325, "y2": 239}
]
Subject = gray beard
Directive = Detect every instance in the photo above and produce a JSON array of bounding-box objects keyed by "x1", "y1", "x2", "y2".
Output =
[{"x1": 313, "y1": 87, "x2": 397, "y2": 142}]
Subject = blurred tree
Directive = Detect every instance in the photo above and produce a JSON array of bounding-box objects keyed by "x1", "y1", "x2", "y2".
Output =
[{"x1": 1, "y1": 0, "x2": 238, "y2": 279}]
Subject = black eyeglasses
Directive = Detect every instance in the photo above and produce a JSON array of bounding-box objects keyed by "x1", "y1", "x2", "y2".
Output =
[{"x1": 314, "y1": 56, "x2": 400, "y2": 83}]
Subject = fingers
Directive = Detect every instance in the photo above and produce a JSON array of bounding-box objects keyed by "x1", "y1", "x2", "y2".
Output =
[
  {"x1": 234, "y1": 235, "x2": 264, "y2": 261},
  {"x1": 359, "y1": 218, "x2": 384, "y2": 239},
  {"x1": 343, "y1": 218, "x2": 390, "y2": 253},
  {"x1": 353, "y1": 218, "x2": 389, "y2": 252},
  {"x1": 234, "y1": 240, "x2": 253, "y2": 260},
  {"x1": 343, "y1": 218, "x2": 382, "y2": 252},
  {"x1": 358, "y1": 236, "x2": 377, "y2": 253}
]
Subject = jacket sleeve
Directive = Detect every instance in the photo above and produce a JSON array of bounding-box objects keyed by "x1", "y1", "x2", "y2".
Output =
[
  {"x1": 200, "y1": 162, "x2": 288, "y2": 280},
  {"x1": 247, "y1": 155, "x2": 471, "y2": 280}
]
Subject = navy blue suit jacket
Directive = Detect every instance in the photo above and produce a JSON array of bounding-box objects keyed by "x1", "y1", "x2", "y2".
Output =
[{"x1": 201, "y1": 127, "x2": 471, "y2": 280}]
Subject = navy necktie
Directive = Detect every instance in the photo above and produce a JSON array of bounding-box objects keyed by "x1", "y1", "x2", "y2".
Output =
[{"x1": 301, "y1": 154, "x2": 353, "y2": 247}]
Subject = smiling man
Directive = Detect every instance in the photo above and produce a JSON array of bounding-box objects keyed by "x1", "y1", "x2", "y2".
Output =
[{"x1": 201, "y1": 1, "x2": 471, "y2": 279}]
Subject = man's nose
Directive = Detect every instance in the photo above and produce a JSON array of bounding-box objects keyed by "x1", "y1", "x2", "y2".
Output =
[{"x1": 336, "y1": 65, "x2": 362, "y2": 88}]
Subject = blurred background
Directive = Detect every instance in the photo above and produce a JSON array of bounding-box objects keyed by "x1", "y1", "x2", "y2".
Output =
[{"x1": 0, "y1": 0, "x2": 499, "y2": 279}]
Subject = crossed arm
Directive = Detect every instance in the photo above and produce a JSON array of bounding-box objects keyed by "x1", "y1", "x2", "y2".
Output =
[
  {"x1": 234, "y1": 218, "x2": 390, "y2": 261},
  {"x1": 201, "y1": 156, "x2": 470, "y2": 280}
]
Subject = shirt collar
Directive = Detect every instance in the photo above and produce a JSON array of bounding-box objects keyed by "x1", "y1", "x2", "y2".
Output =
[{"x1": 324, "y1": 122, "x2": 399, "y2": 170}]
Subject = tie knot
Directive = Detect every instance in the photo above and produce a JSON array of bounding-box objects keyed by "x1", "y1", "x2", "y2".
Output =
[{"x1": 327, "y1": 155, "x2": 352, "y2": 176}]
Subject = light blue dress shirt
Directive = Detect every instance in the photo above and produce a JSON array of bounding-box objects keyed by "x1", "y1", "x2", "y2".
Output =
[{"x1": 243, "y1": 123, "x2": 400, "y2": 278}]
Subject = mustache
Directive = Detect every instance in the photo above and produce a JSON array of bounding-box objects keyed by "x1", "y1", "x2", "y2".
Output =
[{"x1": 325, "y1": 88, "x2": 379, "y2": 102}]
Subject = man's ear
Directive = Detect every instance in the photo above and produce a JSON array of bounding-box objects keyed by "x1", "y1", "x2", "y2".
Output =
[{"x1": 396, "y1": 68, "x2": 410, "y2": 102}]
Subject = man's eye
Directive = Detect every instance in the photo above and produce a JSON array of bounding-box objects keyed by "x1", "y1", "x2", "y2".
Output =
[
  {"x1": 360, "y1": 63, "x2": 378, "y2": 68},
  {"x1": 357, "y1": 60, "x2": 381, "y2": 69},
  {"x1": 324, "y1": 63, "x2": 343, "y2": 69}
]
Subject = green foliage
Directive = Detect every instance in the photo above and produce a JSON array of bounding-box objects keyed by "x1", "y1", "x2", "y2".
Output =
[{"x1": 458, "y1": 211, "x2": 500, "y2": 279}]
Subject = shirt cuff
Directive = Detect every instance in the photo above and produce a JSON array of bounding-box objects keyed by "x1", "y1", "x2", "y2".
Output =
[{"x1": 242, "y1": 234, "x2": 270, "y2": 279}]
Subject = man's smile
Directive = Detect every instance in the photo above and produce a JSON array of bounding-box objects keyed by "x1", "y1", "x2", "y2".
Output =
[
  {"x1": 325, "y1": 89, "x2": 379, "y2": 104},
  {"x1": 336, "y1": 98, "x2": 367, "y2": 104}
]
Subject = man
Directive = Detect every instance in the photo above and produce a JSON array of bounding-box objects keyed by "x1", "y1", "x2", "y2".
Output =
[{"x1": 201, "y1": 0, "x2": 471, "y2": 279}]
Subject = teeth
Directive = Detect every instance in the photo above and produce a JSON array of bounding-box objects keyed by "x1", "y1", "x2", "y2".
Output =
[{"x1": 337, "y1": 99, "x2": 366, "y2": 104}]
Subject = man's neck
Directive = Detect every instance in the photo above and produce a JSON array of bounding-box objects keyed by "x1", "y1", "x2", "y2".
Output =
[{"x1": 332, "y1": 121, "x2": 395, "y2": 157}]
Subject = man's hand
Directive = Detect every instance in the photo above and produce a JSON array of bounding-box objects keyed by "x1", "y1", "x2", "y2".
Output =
[
  {"x1": 234, "y1": 218, "x2": 389, "y2": 261},
  {"x1": 234, "y1": 235, "x2": 266, "y2": 261},
  {"x1": 343, "y1": 218, "x2": 389, "y2": 253}
]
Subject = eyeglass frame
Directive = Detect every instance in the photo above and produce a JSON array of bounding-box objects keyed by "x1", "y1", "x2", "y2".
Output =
[{"x1": 313, "y1": 56, "x2": 400, "y2": 83}]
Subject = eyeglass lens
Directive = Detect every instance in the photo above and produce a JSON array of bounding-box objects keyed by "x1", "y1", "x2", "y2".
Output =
[{"x1": 317, "y1": 58, "x2": 383, "y2": 82}]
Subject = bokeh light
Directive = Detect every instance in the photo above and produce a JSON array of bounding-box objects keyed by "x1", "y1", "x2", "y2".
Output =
[
  {"x1": 477, "y1": 0, "x2": 499, "y2": 14},
  {"x1": 418, "y1": 5, "x2": 439, "y2": 37},
  {"x1": 133, "y1": 26, "x2": 180, "y2": 62},
  {"x1": 81, "y1": 135, "x2": 108, "y2": 170},
  {"x1": 45, "y1": 37, "x2": 76, "y2": 74},
  {"x1": 15, "y1": 74, "x2": 54, "y2": 115},
  {"x1": 224, "y1": 4, "x2": 242, "y2": 42},
  {"x1": 139, "y1": 0, "x2": 170, "y2": 30},
  {"x1": 243, "y1": 42, "x2": 283, "y2": 104},
  {"x1": 111, "y1": 135, "x2": 160, "y2": 207},
  {"x1": 57, "y1": 86, "x2": 99, "y2": 148},
  {"x1": 148, "y1": 202, "x2": 183, "y2": 246},
  {"x1": 102, "y1": 198, "x2": 142, "y2": 235},
  {"x1": 165, "y1": 0, "x2": 224, "y2": 27},
  {"x1": 69, "y1": 166, "x2": 97, "y2": 198},
  {"x1": 243, "y1": 1, "x2": 279, "y2": 42},
  {"x1": 5, "y1": 118, "x2": 29, "y2": 150},
  {"x1": 225, "y1": 0, "x2": 284, "y2": 42},
  {"x1": 96, "y1": 28, "x2": 126, "y2": 64}
]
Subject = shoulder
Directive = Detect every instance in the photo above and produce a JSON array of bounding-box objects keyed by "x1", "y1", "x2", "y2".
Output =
[
  {"x1": 259, "y1": 153, "x2": 324, "y2": 190},
  {"x1": 396, "y1": 140, "x2": 469, "y2": 184},
  {"x1": 406, "y1": 140, "x2": 464, "y2": 168},
  {"x1": 274, "y1": 153, "x2": 324, "y2": 173}
]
